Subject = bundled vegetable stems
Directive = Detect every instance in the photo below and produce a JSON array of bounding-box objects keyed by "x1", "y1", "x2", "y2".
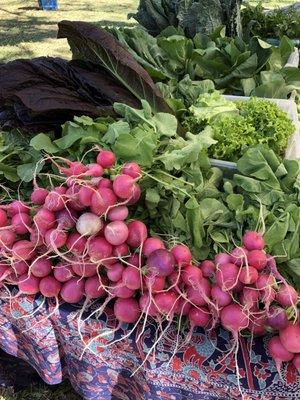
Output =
[{"x1": 0, "y1": 149, "x2": 299, "y2": 381}]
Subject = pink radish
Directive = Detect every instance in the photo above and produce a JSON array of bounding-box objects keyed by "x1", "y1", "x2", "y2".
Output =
[
  {"x1": 78, "y1": 186, "x2": 94, "y2": 207},
  {"x1": 220, "y1": 304, "x2": 249, "y2": 333},
  {"x1": 127, "y1": 184, "x2": 141, "y2": 205},
  {"x1": 144, "y1": 274, "x2": 165, "y2": 292},
  {"x1": 60, "y1": 278, "x2": 85, "y2": 303},
  {"x1": 56, "y1": 208, "x2": 78, "y2": 229},
  {"x1": 122, "y1": 162, "x2": 141, "y2": 178},
  {"x1": 39, "y1": 276, "x2": 61, "y2": 297},
  {"x1": 111, "y1": 281, "x2": 135, "y2": 298},
  {"x1": 143, "y1": 237, "x2": 165, "y2": 257},
  {"x1": 189, "y1": 306, "x2": 210, "y2": 327},
  {"x1": 0, "y1": 209, "x2": 8, "y2": 227},
  {"x1": 31, "y1": 188, "x2": 49, "y2": 205},
  {"x1": 230, "y1": 247, "x2": 248, "y2": 267},
  {"x1": 66, "y1": 232, "x2": 87, "y2": 254},
  {"x1": 107, "y1": 263, "x2": 125, "y2": 282},
  {"x1": 44, "y1": 188, "x2": 65, "y2": 212},
  {"x1": 12, "y1": 240, "x2": 35, "y2": 261},
  {"x1": 127, "y1": 253, "x2": 144, "y2": 268},
  {"x1": 72, "y1": 261, "x2": 97, "y2": 278},
  {"x1": 154, "y1": 291, "x2": 177, "y2": 315},
  {"x1": 276, "y1": 284, "x2": 298, "y2": 307},
  {"x1": 1, "y1": 200, "x2": 29, "y2": 216},
  {"x1": 85, "y1": 276, "x2": 106, "y2": 298},
  {"x1": 59, "y1": 160, "x2": 87, "y2": 177},
  {"x1": 187, "y1": 278, "x2": 211, "y2": 307},
  {"x1": 113, "y1": 174, "x2": 136, "y2": 199},
  {"x1": 216, "y1": 263, "x2": 239, "y2": 291},
  {"x1": 104, "y1": 221, "x2": 129, "y2": 246},
  {"x1": 170, "y1": 244, "x2": 192, "y2": 266},
  {"x1": 182, "y1": 264, "x2": 203, "y2": 286},
  {"x1": 240, "y1": 287, "x2": 260, "y2": 309},
  {"x1": 54, "y1": 263, "x2": 74, "y2": 282},
  {"x1": 34, "y1": 208, "x2": 56, "y2": 232},
  {"x1": 90, "y1": 188, "x2": 117, "y2": 216},
  {"x1": 139, "y1": 293, "x2": 158, "y2": 317},
  {"x1": 66, "y1": 185, "x2": 85, "y2": 211},
  {"x1": 239, "y1": 266, "x2": 258, "y2": 285},
  {"x1": 86, "y1": 163, "x2": 103, "y2": 177},
  {"x1": 147, "y1": 249, "x2": 175, "y2": 277},
  {"x1": 248, "y1": 313, "x2": 267, "y2": 335},
  {"x1": 267, "y1": 306, "x2": 288, "y2": 330},
  {"x1": 45, "y1": 229, "x2": 67, "y2": 249},
  {"x1": 268, "y1": 336, "x2": 293, "y2": 374},
  {"x1": 242, "y1": 231, "x2": 265, "y2": 251},
  {"x1": 200, "y1": 260, "x2": 215, "y2": 278},
  {"x1": 98, "y1": 178, "x2": 112, "y2": 189},
  {"x1": 97, "y1": 150, "x2": 116, "y2": 169},
  {"x1": 18, "y1": 274, "x2": 40, "y2": 295},
  {"x1": 113, "y1": 243, "x2": 129, "y2": 258},
  {"x1": 247, "y1": 250, "x2": 267, "y2": 270},
  {"x1": 127, "y1": 221, "x2": 147, "y2": 248},
  {"x1": 107, "y1": 205, "x2": 129, "y2": 222},
  {"x1": 10, "y1": 213, "x2": 32, "y2": 235},
  {"x1": 76, "y1": 212, "x2": 102, "y2": 236},
  {"x1": 122, "y1": 266, "x2": 141, "y2": 290},
  {"x1": 31, "y1": 258, "x2": 52, "y2": 278},
  {"x1": 114, "y1": 298, "x2": 140, "y2": 323},
  {"x1": 174, "y1": 298, "x2": 191, "y2": 316},
  {"x1": 279, "y1": 323, "x2": 300, "y2": 353},
  {"x1": 12, "y1": 261, "x2": 28, "y2": 276},
  {"x1": 0, "y1": 230, "x2": 16, "y2": 248},
  {"x1": 88, "y1": 237, "x2": 112, "y2": 262},
  {"x1": 292, "y1": 354, "x2": 300, "y2": 373},
  {"x1": 215, "y1": 252, "x2": 231, "y2": 266},
  {"x1": 211, "y1": 284, "x2": 232, "y2": 307}
]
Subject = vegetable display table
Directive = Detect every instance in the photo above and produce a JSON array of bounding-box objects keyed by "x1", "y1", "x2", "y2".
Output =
[{"x1": 0, "y1": 295, "x2": 299, "y2": 400}]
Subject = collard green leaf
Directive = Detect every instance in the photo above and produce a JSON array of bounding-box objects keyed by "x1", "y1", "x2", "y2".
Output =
[
  {"x1": 102, "y1": 121, "x2": 131, "y2": 145},
  {"x1": 17, "y1": 160, "x2": 45, "y2": 183},
  {"x1": 30, "y1": 133, "x2": 59, "y2": 153}
]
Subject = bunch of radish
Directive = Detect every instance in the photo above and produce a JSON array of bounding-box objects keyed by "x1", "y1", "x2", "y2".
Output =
[{"x1": 0, "y1": 149, "x2": 298, "y2": 377}]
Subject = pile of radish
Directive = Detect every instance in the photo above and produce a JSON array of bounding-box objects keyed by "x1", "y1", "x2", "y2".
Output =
[{"x1": 0, "y1": 149, "x2": 299, "y2": 377}]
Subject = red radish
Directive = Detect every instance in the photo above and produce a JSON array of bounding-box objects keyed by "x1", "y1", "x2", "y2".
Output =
[
  {"x1": 268, "y1": 336, "x2": 293, "y2": 373},
  {"x1": 127, "y1": 253, "x2": 144, "y2": 268},
  {"x1": 18, "y1": 273, "x2": 40, "y2": 295},
  {"x1": 98, "y1": 178, "x2": 112, "y2": 189},
  {"x1": 139, "y1": 293, "x2": 158, "y2": 317},
  {"x1": 276, "y1": 284, "x2": 298, "y2": 307},
  {"x1": 12, "y1": 240, "x2": 35, "y2": 261},
  {"x1": 72, "y1": 261, "x2": 97, "y2": 278},
  {"x1": 1, "y1": 200, "x2": 29, "y2": 216},
  {"x1": 143, "y1": 237, "x2": 165, "y2": 257},
  {"x1": 31, "y1": 258, "x2": 52, "y2": 278},
  {"x1": 78, "y1": 186, "x2": 95, "y2": 207},
  {"x1": 215, "y1": 252, "x2": 231, "y2": 266},
  {"x1": 170, "y1": 244, "x2": 192, "y2": 266},
  {"x1": 114, "y1": 298, "x2": 140, "y2": 323},
  {"x1": 66, "y1": 185, "x2": 85, "y2": 211},
  {"x1": 147, "y1": 249, "x2": 175, "y2": 277},
  {"x1": 122, "y1": 266, "x2": 141, "y2": 290},
  {"x1": 0, "y1": 264, "x2": 11, "y2": 281},
  {"x1": 113, "y1": 174, "x2": 136, "y2": 199},
  {"x1": 12, "y1": 261, "x2": 28, "y2": 276},
  {"x1": 154, "y1": 292, "x2": 177, "y2": 314},
  {"x1": 0, "y1": 209, "x2": 8, "y2": 227},
  {"x1": 220, "y1": 304, "x2": 249, "y2": 333},
  {"x1": 230, "y1": 247, "x2": 248, "y2": 267},
  {"x1": 242, "y1": 231, "x2": 265, "y2": 251},
  {"x1": 211, "y1": 284, "x2": 232, "y2": 307},
  {"x1": 256, "y1": 274, "x2": 276, "y2": 290},
  {"x1": 88, "y1": 237, "x2": 112, "y2": 262},
  {"x1": 144, "y1": 274, "x2": 165, "y2": 292},
  {"x1": 168, "y1": 270, "x2": 181, "y2": 287},
  {"x1": 44, "y1": 189, "x2": 65, "y2": 212},
  {"x1": 174, "y1": 298, "x2": 191, "y2": 316},
  {"x1": 59, "y1": 160, "x2": 87, "y2": 177},
  {"x1": 113, "y1": 243, "x2": 129, "y2": 258},
  {"x1": 122, "y1": 162, "x2": 141, "y2": 178},
  {"x1": 107, "y1": 206, "x2": 129, "y2": 222},
  {"x1": 60, "y1": 278, "x2": 85, "y2": 303},
  {"x1": 127, "y1": 221, "x2": 147, "y2": 248},
  {"x1": 66, "y1": 232, "x2": 87, "y2": 254},
  {"x1": 76, "y1": 212, "x2": 102, "y2": 236},
  {"x1": 39, "y1": 276, "x2": 61, "y2": 297},
  {"x1": 292, "y1": 354, "x2": 300, "y2": 373},
  {"x1": 247, "y1": 250, "x2": 267, "y2": 270},
  {"x1": 90, "y1": 188, "x2": 117, "y2": 216},
  {"x1": 45, "y1": 229, "x2": 67, "y2": 249},
  {"x1": 85, "y1": 276, "x2": 106, "y2": 298},
  {"x1": 111, "y1": 281, "x2": 135, "y2": 298},
  {"x1": 104, "y1": 221, "x2": 129, "y2": 246},
  {"x1": 267, "y1": 306, "x2": 288, "y2": 330},
  {"x1": 86, "y1": 163, "x2": 103, "y2": 177},
  {"x1": 189, "y1": 307, "x2": 210, "y2": 327},
  {"x1": 0, "y1": 230, "x2": 16, "y2": 248},
  {"x1": 240, "y1": 287, "x2": 260, "y2": 309},
  {"x1": 187, "y1": 278, "x2": 211, "y2": 307},
  {"x1": 200, "y1": 260, "x2": 215, "y2": 278},
  {"x1": 31, "y1": 188, "x2": 49, "y2": 205},
  {"x1": 54, "y1": 263, "x2": 74, "y2": 282},
  {"x1": 239, "y1": 266, "x2": 258, "y2": 285},
  {"x1": 279, "y1": 323, "x2": 300, "y2": 353},
  {"x1": 182, "y1": 264, "x2": 203, "y2": 286},
  {"x1": 97, "y1": 150, "x2": 116, "y2": 169},
  {"x1": 34, "y1": 208, "x2": 56, "y2": 232},
  {"x1": 107, "y1": 263, "x2": 124, "y2": 282},
  {"x1": 216, "y1": 263, "x2": 239, "y2": 291},
  {"x1": 10, "y1": 213, "x2": 32, "y2": 235},
  {"x1": 234, "y1": 280, "x2": 244, "y2": 293},
  {"x1": 56, "y1": 208, "x2": 77, "y2": 229},
  {"x1": 127, "y1": 184, "x2": 141, "y2": 205},
  {"x1": 249, "y1": 313, "x2": 267, "y2": 335}
]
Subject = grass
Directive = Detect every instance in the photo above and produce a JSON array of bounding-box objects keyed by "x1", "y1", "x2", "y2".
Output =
[{"x1": 0, "y1": 0, "x2": 138, "y2": 61}]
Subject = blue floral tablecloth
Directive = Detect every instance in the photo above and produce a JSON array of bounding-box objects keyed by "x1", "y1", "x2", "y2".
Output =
[{"x1": 0, "y1": 295, "x2": 299, "y2": 400}]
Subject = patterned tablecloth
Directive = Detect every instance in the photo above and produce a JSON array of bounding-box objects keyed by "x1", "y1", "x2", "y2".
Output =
[{"x1": 0, "y1": 295, "x2": 299, "y2": 400}]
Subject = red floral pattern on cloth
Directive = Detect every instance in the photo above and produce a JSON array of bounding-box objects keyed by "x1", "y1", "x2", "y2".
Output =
[{"x1": 0, "y1": 295, "x2": 299, "y2": 400}]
